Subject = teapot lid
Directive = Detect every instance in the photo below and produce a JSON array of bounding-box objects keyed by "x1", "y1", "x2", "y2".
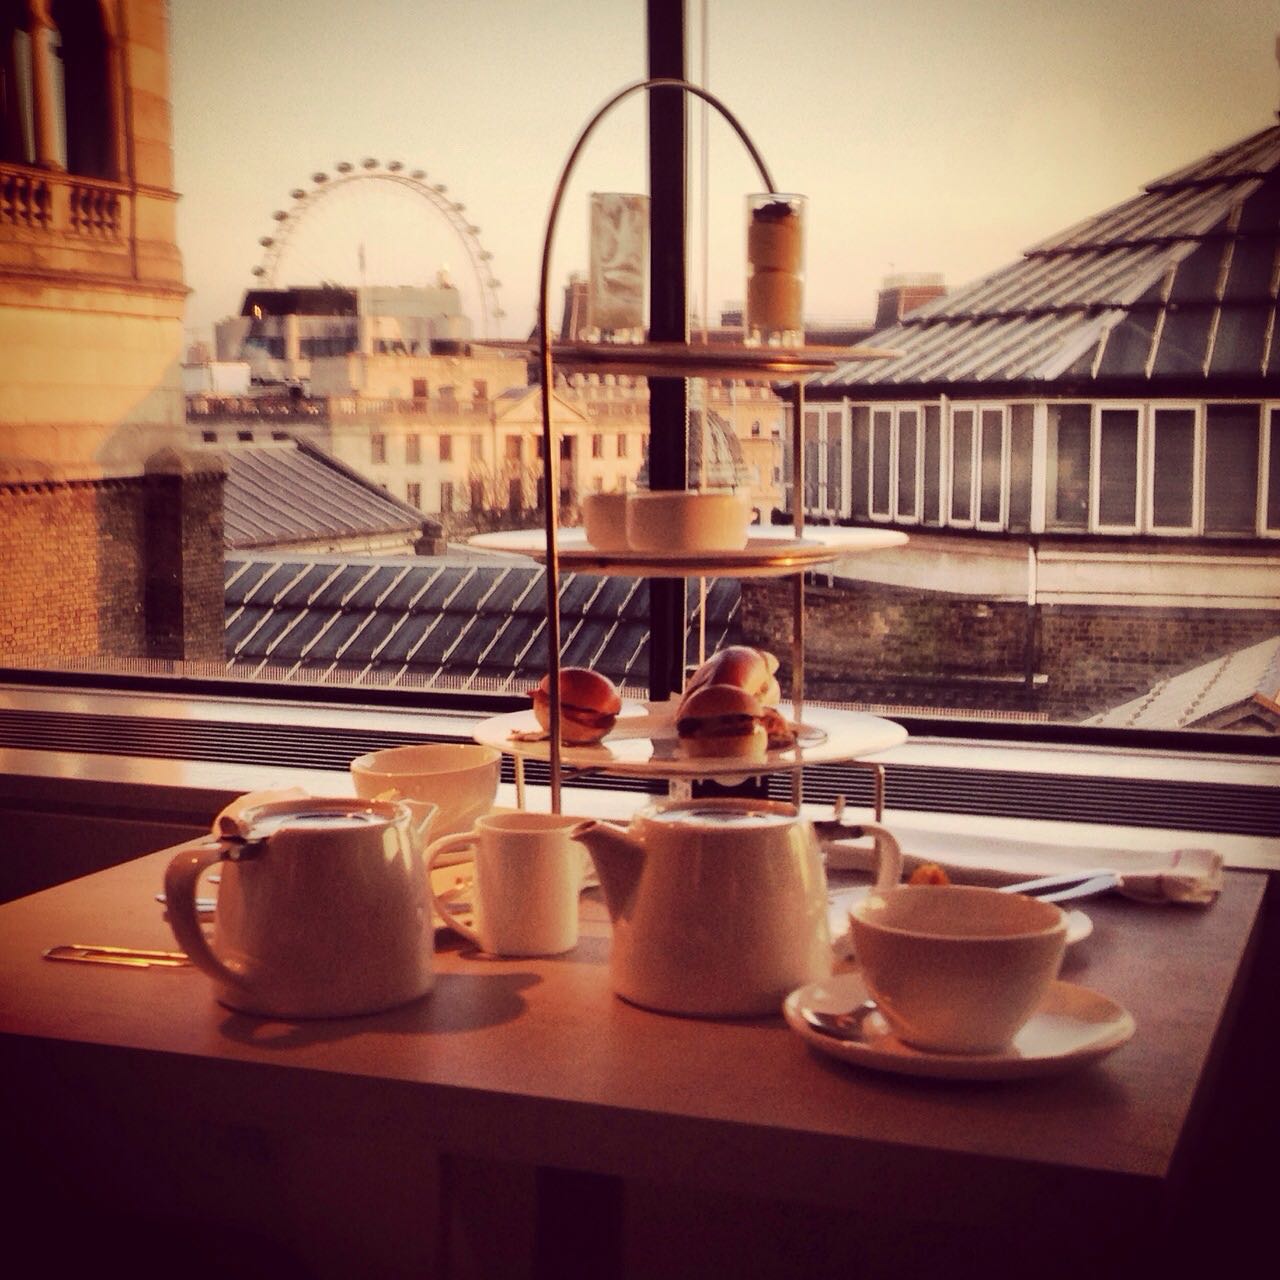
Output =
[
  {"x1": 218, "y1": 796, "x2": 399, "y2": 841},
  {"x1": 642, "y1": 797, "x2": 799, "y2": 830}
]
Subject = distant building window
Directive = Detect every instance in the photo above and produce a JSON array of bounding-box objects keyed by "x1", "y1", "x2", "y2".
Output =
[
  {"x1": 440, "y1": 481, "x2": 454, "y2": 513},
  {"x1": 561, "y1": 436, "x2": 573, "y2": 461},
  {"x1": 1202, "y1": 403, "x2": 1260, "y2": 533},
  {"x1": 506, "y1": 436, "x2": 523, "y2": 463},
  {"x1": 978, "y1": 407, "x2": 1006, "y2": 528},
  {"x1": 1150, "y1": 407, "x2": 1198, "y2": 530},
  {"x1": 237, "y1": 430, "x2": 253, "y2": 442},
  {"x1": 751, "y1": 421, "x2": 761, "y2": 438},
  {"x1": 950, "y1": 408, "x2": 975, "y2": 524},
  {"x1": 592, "y1": 433, "x2": 604, "y2": 458},
  {"x1": 922, "y1": 405, "x2": 942, "y2": 524},
  {"x1": 412, "y1": 378, "x2": 428, "y2": 400},
  {"x1": 406, "y1": 434, "x2": 421, "y2": 465},
  {"x1": 593, "y1": 475, "x2": 604, "y2": 492},
  {"x1": 440, "y1": 435, "x2": 453, "y2": 462},
  {"x1": 271, "y1": 431, "x2": 290, "y2": 442},
  {"x1": 406, "y1": 482, "x2": 421, "y2": 508},
  {"x1": 870, "y1": 409, "x2": 891, "y2": 518},
  {"x1": 470, "y1": 478, "x2": 484, "y2": 511},
  {"x1": 371, "y1": 433, "x2": 387, "y2": 464},
  {"x1": 471, "y1": 433, "x2": 483, "y2": 460},
  {"x1": 508, "y1": 477, "x2": 524, "y2": 512},
  {"x1": 1267, "y1": 408, "x2": 1280, "y2": 533},
  {"x1": 896, "y1": 408, "x2": 919, "y2": 522},
  {"x1": 202, "y1": 431, "x2": 216, "y2": 443},
  {"x1": 1047, "y1": 404, "x2": 1090, "y2": 530},
  {"x1": 617, "y1": 434, "x2": 628, "y2": 458},
  {"x1": 473, "y1": 379, "x2": 488, "y2": 402},
  {"x1": 1096, "y1": 407, "x2": 1139, "y2": 529}
]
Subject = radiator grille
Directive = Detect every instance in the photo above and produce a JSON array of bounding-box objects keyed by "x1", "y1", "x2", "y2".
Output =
[{"x1": 0, "y1": 708, "x2": 1275, "y2": 836}]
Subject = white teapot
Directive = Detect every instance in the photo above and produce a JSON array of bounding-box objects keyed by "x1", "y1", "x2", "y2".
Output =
[
  {"x1": 165, "y1": 793, "x2": 437, "y2": 1019},
  {"x1": 573, "y1": 798, "x2": 835, "y2": 1017}
]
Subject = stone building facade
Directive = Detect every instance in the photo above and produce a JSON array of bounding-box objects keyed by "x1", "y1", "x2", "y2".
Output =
[{"x1": 0, "y1": 0, "x2": 223, "y2": 665}]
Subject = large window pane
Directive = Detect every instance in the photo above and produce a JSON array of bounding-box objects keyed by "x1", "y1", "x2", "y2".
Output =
[
  {"x1": 1204, "y1": 404, "x2": 1260, "y2": 533},
  {"x1": 871, "y1": 409, "x2": 892, "y2": 517},
  {"x1": 951, "y1": 408, "x2": 974, "y2": 522},
  {"x1": 825, "y1": 409, "x2": 844, "y2": 514},
  {"x1": 1008, "y1": 404, "x2": 1033, "y2": 531},
  {"x1": 849, "y1": 406, "x2": 870, "y2": 520},
  {"x1": 979, "y1": 408, "x2": 1004, "y2": 525},
  {"x1": 803, "y1": 409, "x2": 820, "y2": 509},
  {"x1": 896, "y1": 409, "x2": 918, "y2": 520},
  {"x1": 922, "y1": 405, "x2": 942, "y2": 523},
  {"x1": 1047, "y1": 404, "x2": 1091, "y2": 529},
  {"x1": 1268, "y1": 409, "x2": 1280, "y2": 532},
  {"x1": 1151, "y1": 408, "x2": 1196, "y2": 528},
  {"x1": 1098, "y1": 408, "x2": 1139, "y2": 527}
]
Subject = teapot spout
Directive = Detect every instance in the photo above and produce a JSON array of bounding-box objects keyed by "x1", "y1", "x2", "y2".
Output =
[{"x1": 571, "y1": 820, "x2": 643, "y2": 923}]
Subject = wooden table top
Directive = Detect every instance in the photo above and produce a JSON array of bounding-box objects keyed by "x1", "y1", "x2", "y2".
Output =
[{"x1": 0, "y1": 843, "x2": 1265, "y2": 1229}]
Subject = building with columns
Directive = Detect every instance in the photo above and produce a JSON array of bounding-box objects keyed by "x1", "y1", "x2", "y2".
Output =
[{"x1": 1, "y1": 0, "x2": 223, "y2": 666}]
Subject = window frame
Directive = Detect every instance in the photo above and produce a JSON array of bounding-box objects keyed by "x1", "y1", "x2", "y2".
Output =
[
  {"x1": 1091, "y1": 402, "x2": 1143, "y2": 534},
  {"x1": 1146, "y1": 401, "x2": 1202, "y2": 535}
]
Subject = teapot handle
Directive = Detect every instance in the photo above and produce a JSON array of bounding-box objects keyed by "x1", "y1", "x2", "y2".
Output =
[
  {"x1": 843, "y1": 820, "x2": 904, "y2": 894},
  {"x1": 164, "y1": 838, "x2": 248, "y2": 992}
]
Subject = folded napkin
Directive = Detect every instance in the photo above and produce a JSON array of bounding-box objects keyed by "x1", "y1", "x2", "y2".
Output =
[{"x1": 818, "y1": 822, "x2": 1224, "y2": 906}]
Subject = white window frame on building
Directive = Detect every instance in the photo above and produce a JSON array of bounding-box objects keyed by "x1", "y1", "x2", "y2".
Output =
[
  {"x1": 1265, "y1": 403, "x2": 1280, "y2": 537},
  {"x1": 1146, "y1": 402, "x2": 1202, "y2": 535},
  {"x1": 405, "y1": 433, "x2": 421, "y2": 466},
  {"x1": 370, "y1": 432, "x2": 387, "y2": 465},
  {"x1": 1092, "y1": 402, "x2": 1143, "y2": 534},
  {"x1": 406, "y1": 481, "x2": 421, "y2": 509}
]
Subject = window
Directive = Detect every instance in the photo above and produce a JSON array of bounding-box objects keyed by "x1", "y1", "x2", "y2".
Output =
[
  {"x1": 412, "y1": 378, "x2": 428, "y2": 400},
  {"x1": 406, "y1": 482, "x2": 421, "y2": 508},
  {"x1": 440, "y1": 481, "x2": 454, "y2": 513},
  {"x1": 1150, "y1": 407, "x2": 1198, "y2": 530},
  {"x1": 439, "y1": 434, "x2": 453, "y2": 462},
  {"x1": 508, "y1": 477, "x2": 523, "y2": 512},
  {"x1": 950, "y1": 408, "x2": 975, "y2": 524},
  {"x1": 592, "y1": 433, "x2": 604, "y2": 458},
  {"x1": 922, "y1": 405, "x2": 942, "y2": 524},
  {"x1": 473, "y1": 379, "x2": 488, "y2": 402},
  {"x1": 237, "y1": 430, "x2": 253, "y2": 442},
  {"x1": 617, "y1": 434, "x2": 628, "y2": 458},
  {"x1": 470, "y1": 478, "x2": 484, "y2": 511},
  {"x1": 896, "y1": 408, "x2": 919, "y2": 522},
  {"x1": 471, "y1": 433, "x2": 484, "y2": 461},
  {"x1": 371, "y1": 433, "x2": 387, "y2": 464},
  {"x1": 751, "y1": 421, "x2": 761, "y2": 438},
  {"x1": 1204, "y1": 404, "x2": 1259, "y2": 534},
  {"x1": 870, "y1": 409, "x2": 891, "y2": 517},
  {"x1": 1046, "y1": 404, "x2": 1090, "y2": 530},
  {"x1": 406, "y1": 434, "x2": 421, "y2": 465},
  {"x1": 201, "y1": 431, "x2": 216, "y2": 443},
  {"x1": 1267, "y1": 408, "x2": 1280, "y2": 534},
  {"x1": 1096, "y1": 407, "x2": 1140, "y2": 529},
  {"x1": 977, "y1": 407, "x2": 1006, "y2": 528}
]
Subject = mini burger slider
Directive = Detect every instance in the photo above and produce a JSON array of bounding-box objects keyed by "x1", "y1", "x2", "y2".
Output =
[
  {"x1": 675, "y1": 683, "x2": 769, "y2": 760},
  {"x1": 681, "y1": 645, "x2": 780, "y2": 709},
  {"x1": 530, "y1": 667, "x2": 622, "y2": 744}
]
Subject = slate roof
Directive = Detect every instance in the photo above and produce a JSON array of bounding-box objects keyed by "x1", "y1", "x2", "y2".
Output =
[
  {"x1": 222, "y1": 441, "x2": 434, "y2": 550},
  {"x1": 811, "y1": 124, "x2": 1280, "y2": 394},
  {"x1": 1085, "y1": 635, "x2": 1280, "y2": 732},
  {"x1": 223, "y1": 553, "x2": 741, "y2": 691}
]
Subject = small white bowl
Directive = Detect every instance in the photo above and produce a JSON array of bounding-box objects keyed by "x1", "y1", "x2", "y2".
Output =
[
  {"x1": 581, "y1": 492, "x2": 631, "y2": 552},
  {"x1": 626, "y1": 490, "x2": 751, "y2": 554}
]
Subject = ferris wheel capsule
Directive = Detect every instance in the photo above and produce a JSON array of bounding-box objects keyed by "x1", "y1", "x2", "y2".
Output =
[
  {"x1": 362, "y1": 157, "x2": 378, "y2": 169},
  {"x1": 312, "y1": 172, "x2": 328, "y2": 183},
  {"x1": 272, "y1": 210, "x2": 288, "y2": 221},
  {"x1": 410, "y1": 169, "x2": 425, "y2": 180},
  {"x1": 335, "y1": 161, "x2": 353, "y2": 173},
  {"x1": 259, "y1": 236, "x2": 274, "y2": 247},
  {"x1": 251, "y1": 265, "x2": 266, "y2": 277},
  {"x1": 387, "y1": 160, "x2": 403, "y2": 172},
  {"x1": 290, "y1": 188, "x2": 306, "y2": 200}
]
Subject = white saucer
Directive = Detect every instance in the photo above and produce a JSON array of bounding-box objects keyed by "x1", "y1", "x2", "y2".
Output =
[
  {"x1": 784, "y1": 972, "x2": 1135, "y2": 1081},
  {"x1": 826, "y1": 888, "x2": 1091, "y2": 958}
]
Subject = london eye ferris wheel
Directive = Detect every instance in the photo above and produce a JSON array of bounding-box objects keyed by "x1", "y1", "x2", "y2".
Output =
[{"x1": 251, "y1": 158, "x2": 506, "y2": 339}]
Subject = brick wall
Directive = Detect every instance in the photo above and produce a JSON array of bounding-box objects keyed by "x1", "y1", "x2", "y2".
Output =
[
  {"x1": 0, "y1": 464, "x2": 225, "y2": 666},
  {"x1": 740, "y1": 578, "x2": 1280, "y2": 720}
]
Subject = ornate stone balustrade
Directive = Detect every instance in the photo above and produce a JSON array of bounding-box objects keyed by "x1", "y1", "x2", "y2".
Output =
[{"x1": 0, "y1": 162, "x2": 130, "y2": 270}]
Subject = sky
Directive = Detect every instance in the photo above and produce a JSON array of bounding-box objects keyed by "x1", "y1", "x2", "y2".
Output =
[{"x1": 170, "y1": 0, "x2": 1280, "y2": 347}]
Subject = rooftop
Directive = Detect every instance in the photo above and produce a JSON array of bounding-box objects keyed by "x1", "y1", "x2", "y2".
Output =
[{"x1": 811, "y1": 123, "x2": 1280, "y2": 394}]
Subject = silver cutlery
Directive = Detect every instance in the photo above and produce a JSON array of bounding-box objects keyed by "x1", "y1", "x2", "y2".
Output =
[
  {"x1": 800, "y1": 1000, "x2": 880, "y2": 1042},
  {"x1": 1001, "y1": 869, "x2": 1120, "y2": 903}
]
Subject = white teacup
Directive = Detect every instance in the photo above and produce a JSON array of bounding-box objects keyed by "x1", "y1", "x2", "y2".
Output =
[
  {"x1": 426, "y1": 812, "x2": 585, "y2": 957},
  {"x1": 848, "y1": 826, "x2": 1068, "y2": 1054},
  {"x1": 350, "y1": 743, "x2": 501, "y2": 837}
]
